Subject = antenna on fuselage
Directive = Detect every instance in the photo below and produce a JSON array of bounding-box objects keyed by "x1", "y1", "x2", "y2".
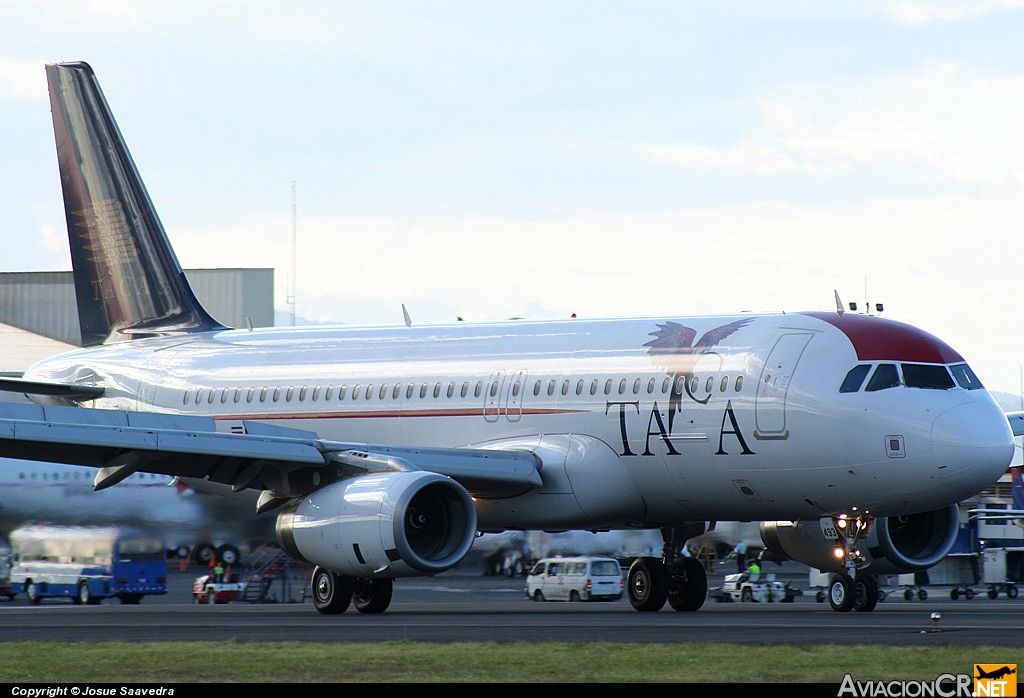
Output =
[
  {"x1": 834, "y1": 290, "x2": 845, "y2": 317},
  {"x1": 402, "y1": 304, "x2": 412, "y2": 327}
]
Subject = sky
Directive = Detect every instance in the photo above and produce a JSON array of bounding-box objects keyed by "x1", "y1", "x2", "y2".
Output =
[{"x1": 3, "y1": 1, "x2": 1024, "y2": 399}]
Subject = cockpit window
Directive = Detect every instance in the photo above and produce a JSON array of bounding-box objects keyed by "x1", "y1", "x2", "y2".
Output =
[
  {"x1": 901, "y1": 364, "x2": 955, "y2": 390},
  {"x1": 840, "y1": 365, "x2": 871, "y2": 393},
  {"x1": 950, "y1": 363, "x2": 984, "y2": 390},
  {"x1": 865, "y1": 364, "x2": 900, "y2": 392}
]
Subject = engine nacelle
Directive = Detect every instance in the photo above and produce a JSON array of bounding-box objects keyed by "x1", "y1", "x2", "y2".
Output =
[
  {"x1": 759, "y1": 505, "x2": 960, "y2": 575},
  {"x1": 276, "y1": 470, "x2": 477, "y2": 578}
]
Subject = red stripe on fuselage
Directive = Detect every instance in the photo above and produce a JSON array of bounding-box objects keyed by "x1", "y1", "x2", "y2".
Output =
[
  {"x1": 801, "y1": 312, "x2": 964, "y2": 363},
  {"x1": 212, "y1": 407, "x2": 584, "y2": 421}
]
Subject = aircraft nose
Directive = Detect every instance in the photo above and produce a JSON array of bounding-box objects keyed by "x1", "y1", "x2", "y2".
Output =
[{"x1": 931, "y1": 401, "x2": 1013, "y2": 488}]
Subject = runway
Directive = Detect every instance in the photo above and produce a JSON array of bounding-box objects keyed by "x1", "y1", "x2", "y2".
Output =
[{"x1": 2, "y1": 566, "x2": 1023, "y2": 647}]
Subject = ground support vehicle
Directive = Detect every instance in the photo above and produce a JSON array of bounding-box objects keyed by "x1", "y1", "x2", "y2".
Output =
[
  {"x1": 981, "y1": 547, "x2": 1022, "y2": 599},
  {"x1": 192, "y1": 574, "x2": 247, "y2": 604},
  {"x1": 525, "y1": 557, "x2": 624, "y2": 602},
  {"x1": 709, "y1": 572, "x2": 800, "y2": 603},
  {"x1": 9, "y1": 525, "x2": 167, "y2": 605}
]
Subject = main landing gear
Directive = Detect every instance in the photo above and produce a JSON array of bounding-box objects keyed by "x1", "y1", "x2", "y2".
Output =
[
  {"x1": 826, "y1": 515, "x2": 880, "y2": 613},
  {"x1": 310, "y1": 566, "x2": 395, "y2": 615},
  {"x1": 627, "y1": 525, "x2": 708, "y2": 612}
]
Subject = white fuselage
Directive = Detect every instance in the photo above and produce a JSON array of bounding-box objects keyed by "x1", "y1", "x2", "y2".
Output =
[{"x1": 23, "y1": 312, "x2": 1014, "y2": 529}]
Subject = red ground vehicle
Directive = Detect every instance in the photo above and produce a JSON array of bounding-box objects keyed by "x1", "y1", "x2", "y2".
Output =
[{"x1": 191, "y1": 573, "x2": 246, "y2": 604}]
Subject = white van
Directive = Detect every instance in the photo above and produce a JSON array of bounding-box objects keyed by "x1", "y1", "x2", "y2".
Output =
[{"x1": 524, "y1": 556, "x2": 624, "y2": 602}]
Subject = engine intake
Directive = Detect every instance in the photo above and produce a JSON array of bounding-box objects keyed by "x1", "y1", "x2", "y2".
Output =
[
  {"x1": 276, "y1": 470, "x2": 477, "y2": 578},
  {"x1": 759, "y1": 505, "x2": 960, "y2": 574}
]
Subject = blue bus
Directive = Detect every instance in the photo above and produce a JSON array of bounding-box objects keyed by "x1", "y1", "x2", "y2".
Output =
[{"x1": 9, "y1": 525, "x2": 168, "y2": 604}]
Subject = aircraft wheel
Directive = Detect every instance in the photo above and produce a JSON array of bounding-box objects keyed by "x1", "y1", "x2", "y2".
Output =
[
  {"x1": 667, "y1": 557, "x2": 707, "y2": 612},
  {"x1": 193, "y1": 543, "x2": 217, "y2": 566},
  {"x1": 1007, "y1": 585, "x2": 1018, "y2": 599},
  {"x1": 903, "y1": 589, "x2": 914, "y2": 601},
  {"x1": 950, "y1": 588, "x2": 960, "y2": 600},
  {"x1": 627, "y1": 557, "x2": 669, "y2": 612},
  {"x1": 353, "y1": 578, "x2": 393, "y2": 614},
  {"x1": 311, "y1": 566, "x2": 353, "y2": 615},
  {"x1": 829, "y1": 574, "x2": 855, "y2": 612},
  {"x1": 988, "y1": 587, "x2": 999, "y2": 600},
  {"x1": 815, "y1": 590, "x2": 826, "y2": 603},
  {"x1": 216, "y1": 544, "x2": 241, "y2": 566},
  {"x1": 965, "y1": 588, "x2": 976, "y2": 600},
  {"x1": 853, "y1": 575, "x2": 878, "y2": 613},
  {"x1": 917, "y1": 589, "x2": 928, "y2": 601}
]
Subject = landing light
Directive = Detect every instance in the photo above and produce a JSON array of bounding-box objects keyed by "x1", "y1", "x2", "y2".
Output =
[{"x1": 832, "y1": 547, "x2": 845, "y2": 559}]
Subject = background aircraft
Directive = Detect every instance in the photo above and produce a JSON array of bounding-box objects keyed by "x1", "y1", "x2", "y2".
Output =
[{"x1": 0, "y1": 457, "x2": 272, "y2": 566}]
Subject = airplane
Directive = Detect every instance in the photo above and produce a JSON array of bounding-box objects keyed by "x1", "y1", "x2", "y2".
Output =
[
  {"x1": 0, "y1": 457, "x2": 272, "y2": 566},
  {"x1": 0, "y1": 59, "x2": 1016, "y2": 616},
  {"x1": 975, "y1": 666, "x2": 1017, "y2": 680}
]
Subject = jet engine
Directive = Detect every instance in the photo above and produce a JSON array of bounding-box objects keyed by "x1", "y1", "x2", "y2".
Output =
[
  {"x1": 758, "y1": 505, "x2": 960, "y2": 574},
  {"x1": 276, "y1": 470, "x2": 477, "y2": 578}
]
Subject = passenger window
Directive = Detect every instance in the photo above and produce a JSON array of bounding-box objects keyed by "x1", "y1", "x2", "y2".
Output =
[
  {"x1": 576, "y1": 380, "x2": 583, "y2": 396},
  {"x1": 618, "y1": 379, "x2": 627, "y2": 395},
  {"x1": 604, "y1": 379, "x2": 612, "y2": 395},
  {"x1": 590, "y1": 379, "x2": 598, "y2": 395},
  {"x1": 273, "y1": 387, "x2": 281, "y2": 402},
  {"x1": 260, "y1": 387, "x2": 268, "y2": 402},
  {"x1": 561, "y1": 380, "x2": 570, "y2": 396},
  {"x1": 247, "y1": 387, "x2": 256, "y2": 402},
  {"x1": 840, "y1": 365, "x2": 871, "y2": 393},
  {"x1": 461, "y1": 382, "x2": 469, "y2": 398},
  {"x1": 474, "y1": 382, "x2": 483, "y2": 398},
  {"x1": 662, "y1": 377, "x2": 671, "y2": 393},
  {"x1": 865, "y1": 364, "x2": 900, "y2": 392},
  {"x1": 420, "y1": 383, "x2": 428, "y2": 399},
  {"x1": 490, "y1": 381, "x2": 499, "y2": 397},
  {"x1": 632, "y1": 378, "x2": 641, "y2": 394},
  {"x1": 690, "y1": 376, "x2": 699, "y2": 393},
  {"x1": 380, "y1": 384, "x2": 388, "y2": 399},
  {"x1": 719, "y1": 376, "x2": 728, "y2": 392},
  {"x1": 183, "y1": 389, "x2": 191, "y2": 405},
  {"x1": 647, "y1": 377, "x2": 655, "y2": 394},
  {"x1": 286, "y1": 386, "x2": 294, "y2": 402},
  {"x1": 325, "y1": 386, "x2": 334, "y2": 400},
  {"x1": 447, "y1": 382, "x2": 455, "y2": 398},
  {"x1": 352, "y1": 385, "x2": 361, "y2": 400},
  {"x1": 433, "y1": 383, "x2": 442, "y2": 398},
  {"x1": 533, "y1": 380, "x2": 542, "y2": 396},
  {"x1": 548, "y1": 380, "x2": 556, "y2": 396},
  {"x1": 299, "y1": 386, "x2": 308, "y2": 401},
  {"x1": 312, "y1": 386, "x2": 321, "y2": 401},
  {"x1": 365, "y1": 384, "x2": 374, "y2": 400},
  {"x1": 704, "y1": 376, "x2": 713, "y2": 393},
  {"x1": 393, "y1": 384, "x2": 401, "y2": 399},
  {"x1": 406, "y1": 383, "x2": 414, "y2": 399},
  {"x1": 338, "y1": 385, "x2": 347, "y2": 399}
]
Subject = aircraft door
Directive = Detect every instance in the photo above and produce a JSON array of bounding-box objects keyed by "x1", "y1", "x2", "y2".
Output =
[
  {"x1": 483, "y1": 370, "x2": 506, "y2": 422},
  {"x1": 505, "y1": 370, "x2": 527, "y2": 422},
  {"x1": 754, "y1": 333, "x2": 813, "y2": 440}
]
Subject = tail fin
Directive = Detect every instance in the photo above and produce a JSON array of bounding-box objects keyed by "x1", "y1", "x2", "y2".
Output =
[{"x1": 45, "y1": 61, "x2": 227, "y2": 346}]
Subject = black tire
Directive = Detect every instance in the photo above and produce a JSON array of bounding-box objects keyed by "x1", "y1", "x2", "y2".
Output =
[
  {"x1": 988, "y1": 587, "x2": 999, "y2": 600},
  {"x1": 815, "y1": 590, "x2": 826, "y2": 603},
  {"x1": 193, "y1": 543, "x2": 217, "y2": 566},
  {"x1": 533, "y1": 590, "x2": 545, "y2": 602},
  {"x1": 26, "y1": 581, "x2": 41, "y2": 606},
  {"x1": 741, "y1": 587, "x2": 753, "y2": 603},
  {"x1": 667, "y1": 557, "x2": 707, "y2": 612},
  {"x1": 569, "y1": 590, "x2": 581, "y2": 602},
  {"x1": 950, "y1": 588, "x2": 960, "y2": 600},
  {"x1": 853, "y1": 575, "x2": 878, "y2": 613},
  {"x1": 311, "y1": 566, "x2": 353, "y2": 615},
  {"x1": 353, "y1": 578, "x2": 393, "y2": 614},
  {"x1": 627, "y1": 557, "x2": 669, "y2": 612},
  {"x1": 829, "y1": 574, "x2": 855, "y2": 612},
  {"x1": 119, "y1": 594, "x2": 142, "y2": 605},
  {"x1": 216, "y1": 544, "x2": 241, "y2": 566},
  {"x1": 965, "y1": 588, "x2": 975, "y2": 600},
  {"x1": 917, "y1": 589, "x2": 928, "y2": 601},
  {"x1": 75, "y1": 581, "x2": 91, "y2": 606},
  {"x1": 903, "y1": 588, "x2": 914, "y2": 601},
  {"x1": 1008, "y1": 585, "x2": 1018, "y2": 599}
]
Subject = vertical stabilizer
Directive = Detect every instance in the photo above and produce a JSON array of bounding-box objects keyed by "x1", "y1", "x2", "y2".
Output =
[{"x1": 45, "y1": 61, "x2": 228, "y2": 346}]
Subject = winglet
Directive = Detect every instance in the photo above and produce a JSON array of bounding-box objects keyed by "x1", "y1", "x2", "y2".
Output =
[{"x1": 45, "y1": 61, "x2": 228, "y2": 345}]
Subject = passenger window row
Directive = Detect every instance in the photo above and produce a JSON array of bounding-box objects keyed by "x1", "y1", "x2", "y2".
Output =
[{"x1": 181, "y1": 373, "x2": 746, "y2": 406}]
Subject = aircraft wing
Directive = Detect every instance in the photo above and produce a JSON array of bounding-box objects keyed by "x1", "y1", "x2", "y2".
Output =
[
  {"x1": 1006, "y1": 410, "x2": 1024, "y2": 436},
  {"x1": 0, "y1": 402, "x2": 542, "y2": 506},
  {"x1": 0, "y1": 377, "x2": 104, "y2": 400}
]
